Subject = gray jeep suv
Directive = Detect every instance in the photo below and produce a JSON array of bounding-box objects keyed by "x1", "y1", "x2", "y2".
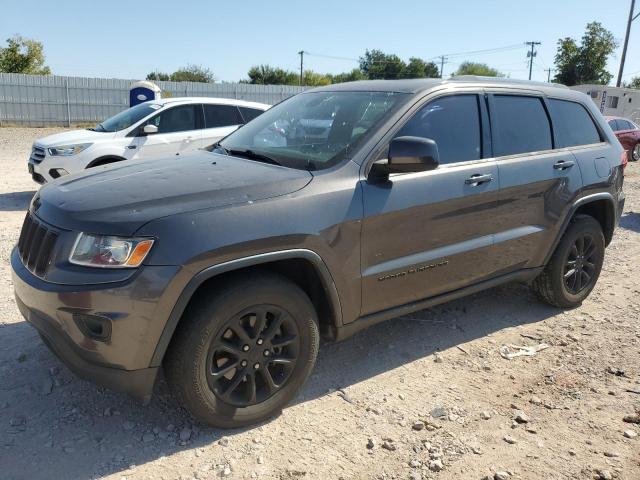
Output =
[{"x1": 12, "y1": 78, "x2": 625, "y2": 427}]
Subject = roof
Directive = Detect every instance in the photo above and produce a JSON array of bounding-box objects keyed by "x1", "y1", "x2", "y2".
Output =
[
  {"x1": 152, "y1": 97, "x2": 270, "y2": 109},
  {"x1": 312, "y1": 76, "x2": 570, "y2": 94}
]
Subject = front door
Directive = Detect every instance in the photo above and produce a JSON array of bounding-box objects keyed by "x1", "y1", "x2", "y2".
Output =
[
  {"x1": 128, "y1": 104, "x2": 203, "y2": 160},
  {"x1": 360, "y1": 93, "x2": 500, "y2": 315}
]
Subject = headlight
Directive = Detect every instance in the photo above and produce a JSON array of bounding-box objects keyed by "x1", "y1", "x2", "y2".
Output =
[
  {"x1": 48, "y1": 143, "x2": 92, "y2": 156},
  {"x1": 69, "y1": 233, "x2": 154, "y2": 268}
]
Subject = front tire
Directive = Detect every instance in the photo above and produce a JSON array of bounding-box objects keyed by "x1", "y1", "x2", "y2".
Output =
[
  {"x1": 164, "y1": 272, "x2": 319, "y2": 428},
  {"x1": 632, "y1": 143, "x2": 640, "y2": 162},
  {"x1": 532, "y1": 215, "x2": 605, "y2": 308}
]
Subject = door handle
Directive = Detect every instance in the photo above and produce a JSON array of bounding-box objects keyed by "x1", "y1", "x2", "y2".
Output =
[
  {"x1": 184, "y1": 137, "x2": 193, "y2": 143},
  {"x1": 553, "y1": 160, "x2": 575, "y2": 170},
  {"x1": 465, "y1": 173, "x2": 493, "y2": 185}
]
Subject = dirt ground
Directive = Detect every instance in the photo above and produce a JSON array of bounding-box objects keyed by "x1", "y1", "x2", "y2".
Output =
[{"x1": 0, "y1": 127, "x2": 638, "y2": 480}]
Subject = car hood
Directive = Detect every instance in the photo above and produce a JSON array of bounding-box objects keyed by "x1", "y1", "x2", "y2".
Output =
[
  {"x1": 34, "y1": 151, "x2": 313, "y2": 235},
  {"x1": 35, "y1": 129, "x2": 116, "y2": 146}
]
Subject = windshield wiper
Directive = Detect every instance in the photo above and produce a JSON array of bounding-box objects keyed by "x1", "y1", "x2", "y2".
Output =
[{"x1": 228, "y1": 148, "x2": 281, "y2": 166}]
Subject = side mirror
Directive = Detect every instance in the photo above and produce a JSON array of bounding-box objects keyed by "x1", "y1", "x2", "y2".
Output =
[
  {"x1": 143, "y1": 124, "x2": 158, "y2": 135},
  {"x1": 369, "y1": 136, "x2": 440, "y2": 180}
]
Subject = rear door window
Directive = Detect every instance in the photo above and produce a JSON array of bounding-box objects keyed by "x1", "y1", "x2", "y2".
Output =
[
  {"x1": 396, "y1": 94, "x2": 482, "y2": 164},
  {"x1": 149, "y1": 105, "x2": 198, "y2": 134},
  {"x1": 491, "y1": 95, "x2": 552, "y2": 156},
  {"x1": 549, "y1": 99, "x2": 601, "y2": 147},
  {"x1": 239, "y1": 107, "x2": 264, "y2": 123},
  {"x1": 608, "y1": 119, "x2": 620, "y2": 131},
  {"x1": 203, "y1": 104, "x2": 243, "y2": 128}
]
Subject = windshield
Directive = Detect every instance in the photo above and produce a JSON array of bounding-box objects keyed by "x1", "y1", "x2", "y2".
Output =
[
  {"x1": 94, "y1": 102, "x2": 161, "y2": 132},
  {"x1": 218, "y1": 91, "x2": 408, "y2": 170}
]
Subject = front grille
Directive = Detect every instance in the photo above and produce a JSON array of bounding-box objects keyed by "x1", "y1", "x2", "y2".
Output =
[
  {"x1": 30, "y1": 145, "x2": 46, "y2": 164},
  {"x1": 17, "y1": 213, "x2": 59, "y2": 278}
]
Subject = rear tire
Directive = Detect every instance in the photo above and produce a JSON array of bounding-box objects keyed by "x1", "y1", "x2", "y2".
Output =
[
  {"x1": 532, "y1": 215, "x2": 605, "y2": 308},
  {"x1": 632, "y1": 143, "x2": 640, "y2": 162},
  {"x1": 164, "y1": 272, "x2": 319, "y2": 428}
]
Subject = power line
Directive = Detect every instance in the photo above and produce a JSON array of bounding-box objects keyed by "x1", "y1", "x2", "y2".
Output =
[
  {"x1": 304, "y1": 43, "x2": 528, "y2": 67},
  {"x1": 436, "y1": 43, "x2": 525, "y2": 59}
]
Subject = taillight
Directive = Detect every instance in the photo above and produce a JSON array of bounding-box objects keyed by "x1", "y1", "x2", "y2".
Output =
[{"x1": 621, "y1": 151, "x2": 628, "y2": 169}]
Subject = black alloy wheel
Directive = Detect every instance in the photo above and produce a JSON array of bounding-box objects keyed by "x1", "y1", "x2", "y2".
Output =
[
  {"x1": 206, "y1": 305, "x2": 300, "y2": 407},
  {"x1": 164, "y1": 272, "x2": 319, "y2": 427},
  {"x1": 563, "y1": 234, "x2": 598, "y2": 294}
]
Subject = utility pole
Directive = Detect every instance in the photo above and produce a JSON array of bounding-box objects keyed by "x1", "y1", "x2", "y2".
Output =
[
  {"x1": 439, "y1": 55, "x2": 447, "y2": 78},
  {"x1": 526, "y1": 41, "x2": 541, "y2": 80},
  {"x1": 545, "y1": 68, "x2": 553, "y2": 82},
  {"x1": 298, "y1": 50, "x2": 304, "y2": 86},
  {"x1": 617, "y1": 0, "x2": 639, "y2": 87}
]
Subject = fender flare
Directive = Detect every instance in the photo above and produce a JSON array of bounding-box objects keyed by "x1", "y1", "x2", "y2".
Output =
[
  {"x1": 85, "y1": 155, "x2": 127, "y2": 169},
  {"x1": 149, "y1": 249, "x2": 342, "y2": 367},
  {"x1": 543, "y1": 192, "x2": 617, "y2": 265}
]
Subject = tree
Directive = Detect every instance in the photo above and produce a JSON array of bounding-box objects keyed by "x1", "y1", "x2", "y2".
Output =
[
  {"x1": 145, "y1": 65, "x2": 215, "y2": 83},
  {"x1": 624, "y1": 76, "x2": 640, "y2": 89},
  {"x1": 453, "y1": 61, "x2": 503, "y2": 77},
  {"x1": 404, "y1": 57, "x2": 440, "y2": 78},
  {"x1": 553, "y1": 22, "x2": 617, "y2": 86},
  {"x1": 170, "y1": 64, "x2": 215, "y2": 83},
  {"x1": 302, "y1": 70, "x2": 332, "y2": 86},
  {"x1": 146, "y1": 71, "x2": 170, "y2": 81},
  {"x1": 359, "y1": 49, "x2": 405, "y2": 79},
  {"x1": 0, "y1": 35, "x2": 51, "y2": 75},
  {"x1": 245, "y1": 64, "x2": 298, "y2": 85},
  {"x1": 331, "y1": 68, "x2": 366, "y2": 83}
]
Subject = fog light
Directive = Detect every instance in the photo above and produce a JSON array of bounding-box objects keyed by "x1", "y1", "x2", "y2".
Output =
[
  {"x1": 49, "y1": 168, "x2": 69, "y2": 179},
  {"x1": 73, "y1": 313, "x2": 112, "y2": 341}
]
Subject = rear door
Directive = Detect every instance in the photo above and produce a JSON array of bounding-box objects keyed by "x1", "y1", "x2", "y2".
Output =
[
  {"x1": 201, "y1": 104, "x2": 244, "y2": 148},
  {"x1": 488, "y1": 93, "x2": 585, "y2": 272},
  {"x1": 130, "y1": 104, "x2": 203, "y2": 160},
  {"x1": 360, "y1": 93, "x2": 501, "y2": 315}
]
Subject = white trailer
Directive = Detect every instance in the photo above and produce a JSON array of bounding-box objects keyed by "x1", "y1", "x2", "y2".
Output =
[{"x1": 571, "y1": 84, "x2": 640, "y2": 123}]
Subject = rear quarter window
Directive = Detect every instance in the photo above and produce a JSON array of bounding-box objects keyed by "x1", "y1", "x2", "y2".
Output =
[
  {"x1": 549, "y1": 99, "x2": 601, "y2": 147},
  {"x1": 239, "y1": 107, "x2": 264, "y2": 123},
  {"x1": 491, "y1": 95, "x2": 552, "y2": 157}
]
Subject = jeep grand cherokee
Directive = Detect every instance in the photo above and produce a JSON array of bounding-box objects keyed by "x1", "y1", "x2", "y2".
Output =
[{"x1": 12, "y1": 78, "x2": 625, "y2": 427}]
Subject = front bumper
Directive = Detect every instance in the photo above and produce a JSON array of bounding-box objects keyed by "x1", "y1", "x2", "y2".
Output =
[{"x1": 11, "y1": 247, "x2": 185, "y2": 401}]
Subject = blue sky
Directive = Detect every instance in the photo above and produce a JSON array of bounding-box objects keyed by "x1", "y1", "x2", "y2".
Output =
[{"x1": 2, "y1": 0, "x2": 639, "y2": 84}]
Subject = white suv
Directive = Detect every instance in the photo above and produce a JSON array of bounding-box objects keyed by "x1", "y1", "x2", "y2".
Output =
[{"x1": 28, "y1": 97, "x2": 270, "y2": 184}]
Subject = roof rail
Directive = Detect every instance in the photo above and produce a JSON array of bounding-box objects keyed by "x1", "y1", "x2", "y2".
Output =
[{"x1": 450, "y1": 76, "x2": 569, "y2": 89}]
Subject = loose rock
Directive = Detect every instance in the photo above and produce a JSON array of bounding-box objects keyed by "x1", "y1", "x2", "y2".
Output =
[{"x1": 428, "y1": 459, "x2": 443, "y2": 472}]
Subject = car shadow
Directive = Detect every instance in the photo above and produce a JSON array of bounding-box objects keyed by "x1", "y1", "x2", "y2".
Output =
[
  {"x1": 1, "y1": 281, "x2": 560, "y2": 480},
  {"x1": 618, "y1": 211, "x2": 640, "y2": 233},
  {"x1": 0, "y1": 190, "x2": 36, "y2": 211}
]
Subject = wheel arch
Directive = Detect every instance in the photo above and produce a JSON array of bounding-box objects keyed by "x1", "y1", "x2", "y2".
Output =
[
  {"x1": 85, "y1": 155, "x2": 127, "y2": 169},
  {"x1": 544, "y1": 193, "x2": 617, "y2": 267},
  {"x1": 149, "y1": 249, "x2": 342, "y2": 367},
  {"x1": 572, "y1": 194, "x2": 617, "y2": 246}
]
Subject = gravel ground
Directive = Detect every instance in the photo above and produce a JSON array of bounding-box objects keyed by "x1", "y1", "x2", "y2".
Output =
[{"x1": 0, "y1": 127, "x2": 639, "y2": 480}]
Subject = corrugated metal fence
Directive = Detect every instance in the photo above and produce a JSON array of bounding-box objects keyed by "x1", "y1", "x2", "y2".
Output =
[{"x1": 0, "y1": 73, "x2": 308, "y2": 126}]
